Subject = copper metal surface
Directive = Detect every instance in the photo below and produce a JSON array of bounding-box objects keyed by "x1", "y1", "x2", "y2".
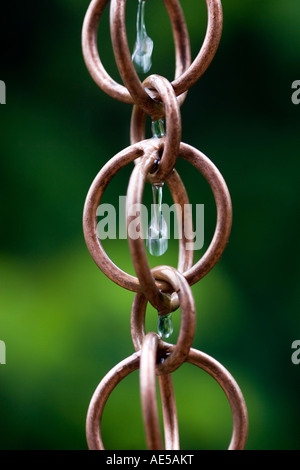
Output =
[
  {"x1": 86, "y1": 343, "x2": 248, "y2": 450},
  {"x1": 109, "y1": 0, "x2": 191, "y2": 119},
  {"x1": 86, "y1": 345, "x2": 180, "y2": 450},
  {"x1": 83, "y1": 139, "x2": 193, "y2": 310},
  {"x1": 140, "y1": 336, "x2": 163, "y2": 451},
  {"x1": 130, "y1": 74, "x2": 181, "y2": 184},
  {"x1": 172, "y1": 0, "x2": 223, "y2": 96},
  {"x1": 158, "y1": 373, "x2": 180, "y2": 450},
  {"x1": 83, "y1": 0, "x2": 248, "y2": 452},
  {"x1": 126, "y1": 150, "x2": 195, "y2": 313},
  {"x1": 131, "y1": 266, "x2": 196, "y2": 375},
  {"x1": 110, "y1": 0, "x2": 222, "y2": 117},
  {"x1": 82, "y1": 0, "x2": 191, "y2": 117},
  {"x1": 126, "y1": 141, "x2": 232, "y2": 291},
  {"x1": 139, "y1": 332, "x2": 180, "y2": 450},
  {"x1": 86, "y1": 351, "x2": 140, "y2": 450}
]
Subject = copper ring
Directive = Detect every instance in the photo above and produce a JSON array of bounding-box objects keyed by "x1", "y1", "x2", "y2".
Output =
[
  {"x1": 157, "y1": 373, "x2": 180, "y2": 450},
  {"x1": 131, "y1": 266, "x2": 196, "y2": 375},
  {"x1": 127, "y1": 141, "x2": 232, "y2": 292},
  {"x1": 187, "y1": 346, "x2": 249, "y2": 450},
  {"x1": 83, "y1": 139, "x2": 194, "y2": 311},
  {"x1": 130, "y1": 74, "x2": 181, "y2": 184},
  {"x1": 127, "y1": 147, "x2": 195, "y2": 312},
  {"x1": 110, "y1": 0, "x2": 222, "y2": 116},
  {"x1": 172, "y1": 0, "x2": 223, "y2": 97},
  {"x1": 140, "y1": 332, "x2": 180, "y2": 450},
  {"x1": 86, "y1": 350, "x2": 140, "y2": 450},
  {"x1": 86, "y1": 348, "x2": 180, "y2": 450},
  {"x1": 82, "y1": 0, "x2": 191, "y2": 117},
  {"x1": 86, "y1": 345, "x2": 248, "y2": 450}
]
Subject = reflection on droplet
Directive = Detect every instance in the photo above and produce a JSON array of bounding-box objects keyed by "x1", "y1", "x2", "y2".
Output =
[
  {"x1": 132, "y1": 0, "x2": 153, "y2": 74},
  {"x1": 151, "y1": 119, "x2": 165, "y2": 138},
  {"x1": 147, "y1": 184, "x2": 168, "y2": 256},
  {"x1": 158, "y1": 313, "x2": 173, "y2": 339}
]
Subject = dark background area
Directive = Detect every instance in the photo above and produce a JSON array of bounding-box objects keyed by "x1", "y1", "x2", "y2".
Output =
[{"x1": 0, "y1": 0, "x2": 299, "y2": 450}]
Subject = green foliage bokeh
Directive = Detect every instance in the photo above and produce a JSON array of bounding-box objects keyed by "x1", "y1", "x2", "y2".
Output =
[{"x1": 0, "y1": 0, "x2": 299, "y2": 450}]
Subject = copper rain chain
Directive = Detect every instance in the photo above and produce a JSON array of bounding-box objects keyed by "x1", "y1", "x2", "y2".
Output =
[{"x1": 81, "y1": 0, "x2": 248, "y2": 450}]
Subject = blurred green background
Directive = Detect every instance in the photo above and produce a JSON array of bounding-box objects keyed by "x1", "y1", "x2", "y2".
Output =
[{"x1": 0, "y1": 0, "x2": 299, "y2": 450}]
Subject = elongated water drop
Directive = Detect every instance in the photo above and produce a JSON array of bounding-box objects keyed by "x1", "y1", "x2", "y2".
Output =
[
  {"x1": 147, "y1": 184, "x2": 168, "y2": 256},
  {"x1": 132, "y1": 0, "x2": 153, "y2": 74},
  {"x1": 151, "y1": 119, "x2": 165, "y2": 138},
  {"x1": 158, "y1": 313, "x2": 173, "y2": 339}
]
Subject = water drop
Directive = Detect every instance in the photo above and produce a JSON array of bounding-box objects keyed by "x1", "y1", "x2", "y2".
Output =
[
  {"x1": 132, "y1": 0, "x2": 153, "y2": 74},
  {"x1": 147, "y1": 184, "x2": 168, "y2": 256},
  {"x1": 158, "y1": 313, "x2": 173, "y2": 339},
  {"x1": 151, "y1": 119, "x2": 165, "y2": 138}
]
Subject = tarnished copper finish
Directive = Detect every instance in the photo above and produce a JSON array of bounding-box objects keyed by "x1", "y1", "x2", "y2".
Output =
[
  {"x1": 83, "y1": 139, "x2": 193, "y2": 311},
  {"x1": 127, "y1": 149, "x2": 197, "y2": 313},
  {"x1": 82, "y1": 0, "x2": 191, "y2": 118},
  {"x1": 157, "y1": 373, "x2": 180, "y2": 450},
  {"x1": 83, "y1": 0, "x2": 248, "y2": 452},
  {"x1": 130, "y1": 104, "x2": 147, "y2": 146},
  {"x1": 131, "y1": 266, "x2": 196, "y2": 375},
  {"x1": 130, "y1": 74, "x2": 181, "y2": 184},
  {"x1": 110, "y1": 0, "x2": 222, "y2": 117},
  {"x1": 86, "y1": 346, "x2": 180, "y2": 450},
  {"x1": 141, "y1": 339, "x2": 248, "y2": 450},
  {"x1": 86, "y1": 343, "x2": 248, "y2": 450},
  {"x1": 172, "y1": 0, "x2": 223, "y2": 97},
  {"x1": 180, "y1": 143, "x2": 232, "y2": 286},
  {"x1": 140, "y1": 332, "x2": 180, "y2": 450},
  {"x1": 126, "y1": 141, "x2": 232, "y2": 292}
]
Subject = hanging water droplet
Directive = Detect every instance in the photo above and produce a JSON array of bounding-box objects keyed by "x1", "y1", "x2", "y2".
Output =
[
  {"x1": 151, "y1": 119, "x2": 165, "y2": 138},
  {"x1": 147, "y1": 184, "x2": 168, "y2": 256},
  {"x1": 158, "y1": 313, "x2": 173, "y2": 339},
  {"x1": 132, "y1": 0, "x2": 153, "y2": 74}
]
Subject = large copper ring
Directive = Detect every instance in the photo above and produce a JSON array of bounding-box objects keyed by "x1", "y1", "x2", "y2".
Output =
[
  {"x1": 82, "y1": 0, "x2": 191, "y2": 118},
  {"x1": 131, "y1": 266, "x2": 196, "y2": 375},
  {"x1": 85, "y1": 344, "x2": 248, "y2": 450},
  {"x1": 86, "y1": 348, "x2": 180, "y2": 450},
  {"x1": 110, "y1": 0, "x2": 222, "y2": 117},
  {"x1": 126, "y1": 141, "x2": 232, "y2": 292},
  {"x1": 83, "y1": 139, "x2": 194, "y2": 312}
]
